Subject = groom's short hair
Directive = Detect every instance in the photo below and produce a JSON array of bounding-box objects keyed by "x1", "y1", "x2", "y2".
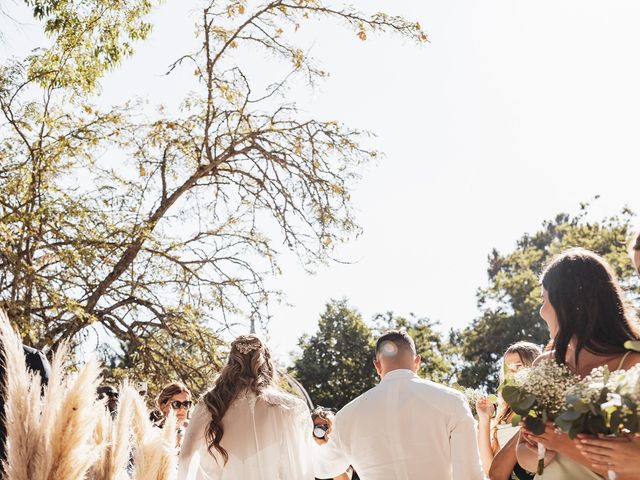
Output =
[{"x1": 375, "y1": 330, "x2": 416, "y2": 357}]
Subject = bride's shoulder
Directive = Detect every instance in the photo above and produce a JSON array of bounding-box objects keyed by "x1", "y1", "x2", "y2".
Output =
[{"x1": 259, "y1": 387, "x2": 307, "y2": 411}]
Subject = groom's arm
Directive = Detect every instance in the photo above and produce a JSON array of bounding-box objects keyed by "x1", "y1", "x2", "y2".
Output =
[
  {"x1": 450, "y1": 397, "x2": 486, "y2": 480},
  {"x1": 313, "y1": 415, "x2": 351, "y2": 479}
]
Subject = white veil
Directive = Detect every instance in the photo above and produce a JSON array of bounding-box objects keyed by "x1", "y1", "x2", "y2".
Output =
[{"x1": 178, "y1": 387, "x2": 315, "y2": 480}]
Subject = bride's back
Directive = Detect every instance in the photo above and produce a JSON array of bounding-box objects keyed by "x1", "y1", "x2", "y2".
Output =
[{"x1": 178, "y1": 336, "x2": 314, "y2": 480}]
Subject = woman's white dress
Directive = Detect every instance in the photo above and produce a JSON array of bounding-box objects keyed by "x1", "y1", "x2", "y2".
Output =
[{"x1": 178, "y1": 388, "x2": 315, "y2": 480}]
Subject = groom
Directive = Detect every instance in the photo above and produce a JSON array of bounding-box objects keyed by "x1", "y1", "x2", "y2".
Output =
[{"x1": 313, "y1": 330, "x2": 484, "y2": 480}]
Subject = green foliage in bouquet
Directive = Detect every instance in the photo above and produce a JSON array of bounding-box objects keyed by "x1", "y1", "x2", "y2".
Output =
[
  {"x1": 555, "y1": 365, "x2": 640, "y2": 439},
  {"x1": 501, "y1": 359, "x2": 579, "y2": 435},
  {"x1": 624, "y1": 340, "x2": 640, "y2": 352}
]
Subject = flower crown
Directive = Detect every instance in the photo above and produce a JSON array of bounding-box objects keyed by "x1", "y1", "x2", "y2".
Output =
[{"x1": 234, "y1": 338, "x2": 261, "y2": 354}]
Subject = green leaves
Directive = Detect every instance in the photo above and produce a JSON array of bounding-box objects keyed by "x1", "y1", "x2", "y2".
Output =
[
  {"x1": 625, "y1": 340, "x2": 640, "y2": 352},
  {"x1": 502, "y1": 385, "x2": 538, "y2": 418},
  {"x1": 293, "y1": 300, "x2": 377, "y2": 409},
  {"x1": 24, "y1": 0, "x2": 154, "y2": 92}
]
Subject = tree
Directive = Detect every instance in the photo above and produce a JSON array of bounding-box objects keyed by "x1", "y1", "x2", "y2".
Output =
[
  {"x1": 458, "y1": 206, "x2": 639, "y2": 392},
  {"x1": 293, "y1": 299, "x2": 377, "y2": 409},
  {"x1": 372, "y1": 312, "x2": 457, "y2": 383},
  {"x1": 0, "y1": 1, "x2": 427, "y2": 392}
]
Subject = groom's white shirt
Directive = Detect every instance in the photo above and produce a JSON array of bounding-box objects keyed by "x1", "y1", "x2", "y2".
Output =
[{"x1": 313, "y1": 369, "x2": 485, "y2": 480}]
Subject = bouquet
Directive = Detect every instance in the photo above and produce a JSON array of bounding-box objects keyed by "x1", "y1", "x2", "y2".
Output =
[
  {"x1": 555, "y1": 364, "x2": 640, "y2": 438},
  {"x1": 501, "y1": 360, "x2": 579, "y2": 475}
]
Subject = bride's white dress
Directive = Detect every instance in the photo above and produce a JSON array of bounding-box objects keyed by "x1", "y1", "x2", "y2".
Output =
[{"x1": 178, "y1": 388, "x2": 315, "y2": 479}]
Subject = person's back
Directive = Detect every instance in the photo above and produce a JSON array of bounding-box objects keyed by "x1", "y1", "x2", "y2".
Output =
[
  {"x1": 337, "y1": 370, "x2": 478, "y2": 479},
  {"x1": 313, "y1": 330, "x2": 484, "y2": 480},
  {"x1": 181, "y1": 388, "x2": 312, "y2": 479},
  {"x1": 178, "y1": 335, "x2": 314, "y2": 480}
]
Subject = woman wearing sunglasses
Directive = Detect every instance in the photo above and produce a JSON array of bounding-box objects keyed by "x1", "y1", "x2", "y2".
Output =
[{"x1": 154, "y1": 381, "x2": 193, "y2": 448}]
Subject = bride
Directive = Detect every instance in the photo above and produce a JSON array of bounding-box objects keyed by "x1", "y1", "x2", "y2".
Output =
[{"x1": 178, "y1": 335, "x2": 315, "y2": 479}]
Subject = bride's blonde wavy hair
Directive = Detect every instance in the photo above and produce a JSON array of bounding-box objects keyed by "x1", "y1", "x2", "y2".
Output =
[{"x1": 203, "y1": 335, "x2": 276, "y2": 464}]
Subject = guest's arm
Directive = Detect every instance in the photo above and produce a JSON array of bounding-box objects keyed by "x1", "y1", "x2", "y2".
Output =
[
  {"x1": 488, "y1": 431, "x2": 520, "y2": 480},
  {"x1": 313, "y1": 414, "x2": 351, "y2": 479},
  {"x1": 475, "y1": 397, "x2": 495, "y2": 475}
]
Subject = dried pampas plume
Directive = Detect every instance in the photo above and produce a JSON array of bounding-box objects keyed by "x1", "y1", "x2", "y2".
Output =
[
  {"x1": 132, "y1": 407, "x2": 177, "y2": 480},
  {"x1": 0, "y1": 310, "x2": 43, "y2": 480},
  {"x1": 1, "y1": 310, "x2": 179, "y2": 480},
  {"x1": 47, "y1": 357, "x2": 103, "y2": 480},
  {"x1": 0, "y1": 310, "x2": 104, "y2": 480}
]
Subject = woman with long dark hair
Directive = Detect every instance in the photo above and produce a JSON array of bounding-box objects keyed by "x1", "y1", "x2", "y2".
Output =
[
  {"x1": 516, "y1": 248, "x2": 640, "y2": 479},
  {"x1": 178, "y1": 335, "x2": 314, "y2": 479},
  {"x1": 576, "y1": 232, "x2": 640, "y2": 477}
]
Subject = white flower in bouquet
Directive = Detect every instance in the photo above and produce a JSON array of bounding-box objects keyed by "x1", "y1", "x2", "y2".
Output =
[
  {"x1": 566, "y1": 365, "x2": 610, "y2": 405},
  {"x1": 509, "y1": 359, "x2": 579, "y2": 418},
  {"x1": 557, "y1": 364, "x2": 640, "y2": 440},
  {"x1": 502, "y1": 360, "x2": 579, "y2": 477},
  {"x1": 608, "y1": 363, "x2": 640, "y2": 402}
]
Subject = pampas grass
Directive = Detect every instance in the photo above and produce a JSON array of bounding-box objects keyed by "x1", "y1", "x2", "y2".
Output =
[
  {"x1": 132, "y1": 403, "x2": 177, "y2": 480},
  {"x1": 0, "y1": 311, "x2": 102, "y2": 480},
  {"x1": 1, "y1": 310, "x2": 179, "y2": 480},
  {"x1": 88, "y1": 383, "x2": 139, "y2": 480},
  {"x1": 31, "y1": 343, "x2": 69, "y2": 479},
  {"x1": 87, "y1": 409, "x2": 114, "y2": 480},
  {"x1": 46, "y1": 357, "x2": 103, "y2": 480},
  {"x1": 0, "y1": 309, "x2": 44, "y2": 480}
]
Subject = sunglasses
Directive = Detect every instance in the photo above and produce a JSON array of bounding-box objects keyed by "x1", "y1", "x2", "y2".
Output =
[{"x1": 169, "y1": 400, "x2": 193, "y2": 410}]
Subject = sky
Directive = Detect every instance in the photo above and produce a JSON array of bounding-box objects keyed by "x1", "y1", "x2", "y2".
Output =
[{"x1": 2, "y1": 1, "x2": 640, "y2": 363}]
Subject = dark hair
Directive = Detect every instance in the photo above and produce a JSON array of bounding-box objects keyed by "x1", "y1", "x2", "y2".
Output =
[
  {"x1": 375, "y1": 329, "x2": 416, "y2": 356},
  {"x1": 156, "y1": 382, "x2": 191, "y2": 409},
  {"x1": 203, "y1": 335, "x2": 276, "y2": 464},
  {"x1": 541, "y1": 248, "x2": 640, "y2": 368}
]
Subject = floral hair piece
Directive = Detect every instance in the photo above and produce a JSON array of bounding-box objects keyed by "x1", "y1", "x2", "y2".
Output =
[{"x1": 233, "y1": 337, "x2": 262, "y2": 354}]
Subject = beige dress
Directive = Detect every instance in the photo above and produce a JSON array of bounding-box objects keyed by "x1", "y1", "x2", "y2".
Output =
[
  {"x1": 541, "y1": 453, "x2": 603, "y2": 479},
  {"x1": 540, "y1": 352, "x2": 634, "y2": 480}
]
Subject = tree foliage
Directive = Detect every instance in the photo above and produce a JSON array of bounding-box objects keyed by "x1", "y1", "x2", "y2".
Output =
[
  {"x1": 293, "y1": 299, "x2": 377, "y2": 410},
  {"x1": 459, "y1": 207, "x2": 639, "y2": 392},
  {"x1": 0, "y1": 0, "x2": 427, "y2": 393}
]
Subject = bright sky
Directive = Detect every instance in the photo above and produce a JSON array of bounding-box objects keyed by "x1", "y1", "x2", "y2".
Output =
[{"x1": 3, "y1": 1, "x2": 640, "y2": 363}]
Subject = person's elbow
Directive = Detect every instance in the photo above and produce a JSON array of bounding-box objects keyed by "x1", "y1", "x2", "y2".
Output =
[{"x1": 487, "y1": 462, "x2": 510, "y2": 480}]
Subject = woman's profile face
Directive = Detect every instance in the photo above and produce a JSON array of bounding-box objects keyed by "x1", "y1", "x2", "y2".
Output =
[
  {"x1": 540, "y1": 287, "x2": 559, "y2": 338},
  {"x1": 634, "y1": 249, "x2": 640, "y2": 275}
]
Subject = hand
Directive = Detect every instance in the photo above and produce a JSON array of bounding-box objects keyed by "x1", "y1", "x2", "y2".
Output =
[
  {"x1": 475, "y1": 395, "x2": 495, "y2": 423},
  {"x1": 576, "y1": 433, "x2": 640, "y2": 477},
  {"x1": 520, "y1": 421, "x2": 574, "y2": 454},
  {"x1": 312, "y1": 414, "x2": 333, "y2": 446}
]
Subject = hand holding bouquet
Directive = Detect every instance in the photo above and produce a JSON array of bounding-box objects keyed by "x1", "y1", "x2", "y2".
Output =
[{"x1": 501, "y1": 359, "x2": 579, "y2": 475}]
